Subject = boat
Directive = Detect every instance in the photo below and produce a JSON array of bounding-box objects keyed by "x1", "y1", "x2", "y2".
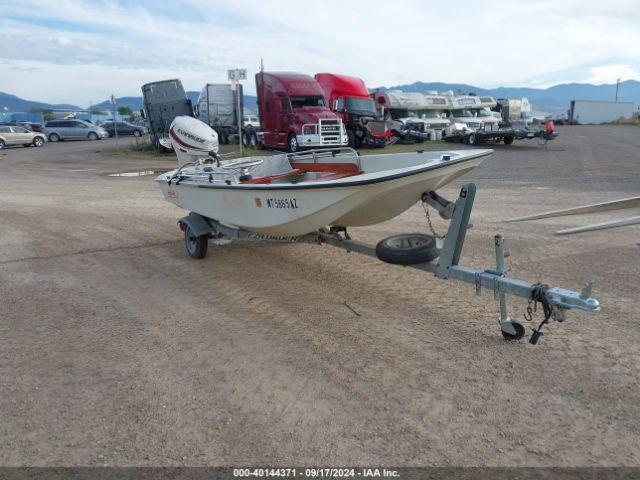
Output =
[{"x1": 156, "y1": 116, "x2": 490, "y2": 237}]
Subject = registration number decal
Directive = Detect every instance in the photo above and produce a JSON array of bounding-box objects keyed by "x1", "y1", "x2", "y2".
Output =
[{"x1": 266, "y1": 198, "x2": 298, "y2": 209}]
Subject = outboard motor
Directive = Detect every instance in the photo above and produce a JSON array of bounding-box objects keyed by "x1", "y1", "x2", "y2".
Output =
[{"x1": 168, "y1": 116, "x2": 219, "y2": 166}]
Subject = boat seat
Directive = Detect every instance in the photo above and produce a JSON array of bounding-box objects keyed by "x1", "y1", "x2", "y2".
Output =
[
  {"x1": 241, "y1": 169, "x2": 306, "y2": 184},
  {"x1": 238, "y1": 157, "x2": 362, "y2": 184},
  {"x1": 291, "y1": 161, "x2": 362, "y2": 182}
]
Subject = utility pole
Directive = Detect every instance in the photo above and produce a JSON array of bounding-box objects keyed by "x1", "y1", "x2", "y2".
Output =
[
  {"x1": 228, "y1": 67, "x2": 247, "y2": 157},
  {"x1": 110, "y1": 94, "x2": 118, "y2": 147},
  {"x1": 615, "y1": 78, "x2": 621, "y2": 102}
]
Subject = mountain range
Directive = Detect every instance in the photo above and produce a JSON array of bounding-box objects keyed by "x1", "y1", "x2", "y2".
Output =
[{"x1": 2, "y1": 80, "x2": 639, "y2": 115}]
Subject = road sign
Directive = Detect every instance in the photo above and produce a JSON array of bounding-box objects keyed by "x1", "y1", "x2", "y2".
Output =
[{"x1": 228, "y1": 68, "x2": 247, "y2": 81}]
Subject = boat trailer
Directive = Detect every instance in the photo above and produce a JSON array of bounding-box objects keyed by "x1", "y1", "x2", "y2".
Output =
[{"x1": 178, "y1": 183, "x2": 600, "y2": 345}]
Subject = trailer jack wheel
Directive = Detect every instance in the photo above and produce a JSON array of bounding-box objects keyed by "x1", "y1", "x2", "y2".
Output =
[{"x1": 501, "y1": 320, "x2": 526, "y2": 341}]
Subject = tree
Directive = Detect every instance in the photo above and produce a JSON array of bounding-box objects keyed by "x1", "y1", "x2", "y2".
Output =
[
  {"x1": 117, "y1": 106, "x2": 133, "y2": 116},
  {"x1": 43, "y1": 112, "x2": 54, "y2": 121},
  {"x1": 90, "y1": 108, "x2": 105, "y2": 115}
]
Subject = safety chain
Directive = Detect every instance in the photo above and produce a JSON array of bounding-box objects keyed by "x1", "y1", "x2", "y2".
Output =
[
  {"x1": 524, "y1": 283, "x2": 553, "y2": 345},
  {"x1": 422, "y1": 201, "x2": 446, "y2": 239}
]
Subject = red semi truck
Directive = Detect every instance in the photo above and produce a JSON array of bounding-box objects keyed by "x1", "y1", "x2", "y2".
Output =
[
  {"x1": 255, "y1": 71, "x2": 347, "y2": 152},
  {"x1": 315, "y1": 73, "x2": 389, "y2": 148}
]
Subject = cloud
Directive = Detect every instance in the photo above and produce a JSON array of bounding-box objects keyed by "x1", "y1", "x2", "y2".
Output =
[
  {"x1": 586, "y1": 64, "x2": 640, "y2": 84},
  {"x1": 1, "y1": 0, "x2": 639, "y2": 106}
]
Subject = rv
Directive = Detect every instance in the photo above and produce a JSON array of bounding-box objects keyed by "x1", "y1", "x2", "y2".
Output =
[{"x1": 372, "y1": 90, "x2": 449, "y2": 140}]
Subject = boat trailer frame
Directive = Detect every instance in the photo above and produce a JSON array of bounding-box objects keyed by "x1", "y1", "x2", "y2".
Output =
[{"x1": 179, "y1": 183, "x2": 600, "y2": 344}]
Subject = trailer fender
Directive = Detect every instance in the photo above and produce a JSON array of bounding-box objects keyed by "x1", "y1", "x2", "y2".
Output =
[{"x1": 178, "y1": 212, "x2": 216, "y2": 237}]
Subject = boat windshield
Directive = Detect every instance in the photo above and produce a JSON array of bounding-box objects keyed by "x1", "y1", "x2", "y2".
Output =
[
  {"x1": 291, "y1": 96, "x2": 326, "y2": 108},
  {"x1": 346, "y1": 97, "x2": 376, "y2": 115},
  {"x1": 452, "y1": 109, "x2": 474, "y2": 117}
]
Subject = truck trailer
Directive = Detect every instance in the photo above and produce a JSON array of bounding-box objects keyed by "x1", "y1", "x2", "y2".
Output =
[
  {"x1": 196, "y1": 83, "x2": 261, "y2": 148},
  {"x1": 256, "y1": 71, "x2": 347, "y2": 152},
  {"x1": 569, "y1": 100, "x2": 635, "y2": 124},
  {"x1": 315, "y1": 73, "x2": 388, "y2": 148},
  {"x1": 141, "y1": 79, "x2": 194, "y2": 153}
]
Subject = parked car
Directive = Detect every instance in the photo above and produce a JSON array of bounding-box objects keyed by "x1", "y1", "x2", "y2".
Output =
[
  {"x1": 17, "y1": 121, "x2": 45, "y2": 133},
  {"x1": 0, "y1": 124, "x2": 47, "y2": 149},
  {"x1": 44, "y1": 120, "x2": 109, "y2": 141},
  {"x1": 100, "y1": 121, "x2": 147, "y2": 137}
]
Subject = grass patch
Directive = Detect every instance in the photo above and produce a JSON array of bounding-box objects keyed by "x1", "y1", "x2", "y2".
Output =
[{"x1": 611, "y1": 118, "x2": 640, "y2": 126}]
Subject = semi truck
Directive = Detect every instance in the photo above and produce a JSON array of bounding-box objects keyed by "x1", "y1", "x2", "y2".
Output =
[
  {"x1": 196, "y1": 83, "x2": 261, "y2": 148},
  {"x1": 141, "y1": 79, "x2": 194, "y2": 153},
  {"x1": 255, "y1": 71, "x2": 347, "y2": 152},
  {"x1": 315, "y1": 73, "x2": 388, "y2": 148}
]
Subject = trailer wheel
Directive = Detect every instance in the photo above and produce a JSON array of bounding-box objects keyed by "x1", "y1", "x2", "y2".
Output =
[
  {"x1": 375, "y1": 233, "x2": 438, "y2": 265},
  {"x1": 242, "y1": 131, "x2": 250, "y2": 147},
  {"x1": 503, "y1": 136, "x2": 514, "y2": 145},
  {"x1": 249, "y1": 131, "x2": 258, "y2": 149},
  {"x1": 288, "y1": 134, "x2": 299, "y2": 152},
  {"x1": 184, "y1": 224, "x2": 208, "y2": 259},
  {"x1": 155, "y1": 137, "x2": 167, "y2": 153},
  {"x1": 467, "y1": 133, "x2": 477, "y2": 145},
  {"x1": 347, "y1": 130, "x2": 356, "y2": 148},
  {"x1": 501, "y1": 321, "x2": 525, "y2": 341}
]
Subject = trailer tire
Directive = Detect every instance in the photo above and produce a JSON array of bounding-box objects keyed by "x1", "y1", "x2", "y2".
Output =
[
  {"x1": 467, "y1": 133, "x2": 477, "y2": 145},
  {"x1": 347, "y1": 130, "x2": 356, "y2": 148},
  {"x1": 242, "y1": 131, "x2": 250, "y2": 147},
  {"x1": 375, "y1": 233, "x2": 438, "y2": 265},
  {"x1": 503, "y1": 136, "x2": 514, "y2": 145},
  {"x1": 155, "y1": 137, "x2": 168, "y2": 153},
  {"x1": 184, "y1": 224, "x2": 209, "y2": 259},
  {"x1": 288, "y1": 134, "x2": 299, "y2": 153},
  {"x1": 249, "y1": 131, "x2": 258, "y2": 149}
]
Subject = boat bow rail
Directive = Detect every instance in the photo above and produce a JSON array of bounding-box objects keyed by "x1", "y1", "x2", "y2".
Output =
[{"x1": 178, "y1": 182, "x2": 600, "y2": 345}]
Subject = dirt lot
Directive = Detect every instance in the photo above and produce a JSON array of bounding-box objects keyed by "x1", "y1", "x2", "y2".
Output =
[{"x1": 1, "y1": 126, "x2": 639, "y2": 466}]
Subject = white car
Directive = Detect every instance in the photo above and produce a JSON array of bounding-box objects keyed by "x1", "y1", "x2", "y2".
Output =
[{"x1": 0, "y1": 124, "x2": 47, "y2": 149}]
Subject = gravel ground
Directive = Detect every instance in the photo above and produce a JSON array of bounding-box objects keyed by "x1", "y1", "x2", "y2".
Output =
[{"x1": 0, "y1": 126, "x2": 638, "y2": 466}]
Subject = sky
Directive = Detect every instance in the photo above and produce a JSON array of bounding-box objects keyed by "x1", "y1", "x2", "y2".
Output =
[{"x1": 1, "y1": 0, "x2": 639, "y2": 107}]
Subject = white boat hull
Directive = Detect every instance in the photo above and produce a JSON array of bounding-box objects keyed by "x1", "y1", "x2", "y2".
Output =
[{"x1": 156, "y1": 149, "x2": 489, "y2": 237}]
